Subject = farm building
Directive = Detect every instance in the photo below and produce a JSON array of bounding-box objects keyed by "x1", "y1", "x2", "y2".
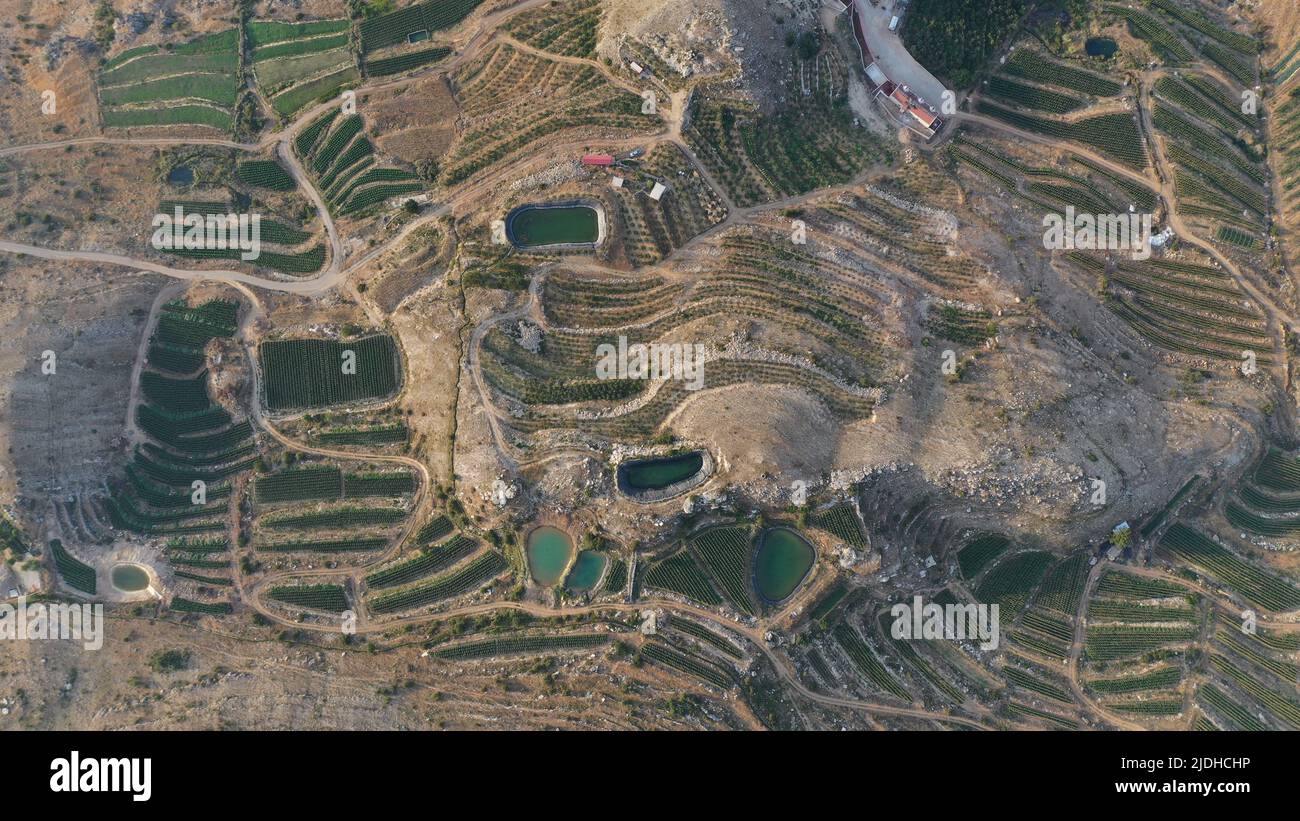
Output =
[{"x1": 582, "y1": 153, "x2": 615, "y2": 166}]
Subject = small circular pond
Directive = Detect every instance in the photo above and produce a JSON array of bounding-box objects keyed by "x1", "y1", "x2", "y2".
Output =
[
  {"x1": 565, "y1": 550, "x2": 608, "y2": 593},
  {"x1": 1085, "y1": 37, "x2": 1118, "y2": 59},
  {"x1": 754, "y1": 528, "x2": 815, "y2": 603},
  {"x1": 619, "y1": 451, "x2": 704, "y2": 491},
  {"x1": 506, "y1": 203, "x2": 600, "y2": 249},
  {"x1": 527, "y1": 526, "x2": 574, "y2": 586},
  {"x1": 167, "y1": 165, "x2": 194, "y2": 185},
  {"x1": 111, "y1": 563, "x2": 151, "y2": 593}
]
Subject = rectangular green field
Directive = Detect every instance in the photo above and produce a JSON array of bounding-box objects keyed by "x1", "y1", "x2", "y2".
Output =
[
  {"x1": 100, "y1": 73, "x2": 238, "y2": 107},
  {"x1": 100, "y1": 52, "x2": 238, "y2": 86},
  {"x1": 102, "y1": 105, "x2": 234, "y2": 130},
  {"x1": 255, "y1": 48, "x2": 354, "y2": 92},
  {"x1": 259, "y1": 335, "x2": 401, "y2": 410},
  {"x1": 271, "y1": 66, "x2": 360, "y2": 116},
  {"x1": 248, "y1": 19, "x2": 351, "y2": 48},
  {"x1": 254, "y1": 33, "x2": 351, "y2": 62}
]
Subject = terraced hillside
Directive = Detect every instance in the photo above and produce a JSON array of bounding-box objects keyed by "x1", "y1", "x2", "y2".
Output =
[
  {"x1": 442, "y1": 41, "x2": 660, "y2": 186},
  {"x1": 98, "y1": 31, "x2": 241, "y2": 131},
  {"x1": 294, "y1": 111, "x2": 424, "y2": 217},
  {"x1": 249, "y1": 18, "x2": 358, "y2": 117}
]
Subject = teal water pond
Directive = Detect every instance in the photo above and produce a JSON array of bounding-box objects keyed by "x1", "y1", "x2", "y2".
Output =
[{"x1": 527, "y1": 526, "x2": 574, "y2": 586}]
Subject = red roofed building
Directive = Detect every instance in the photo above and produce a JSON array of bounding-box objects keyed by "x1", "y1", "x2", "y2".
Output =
[
  {"x1": 908, "y1": 105, "x2": 937, "y2": 129},
  {"x1": 582, "y1": 154, "x2": 615, "y2": 166}
]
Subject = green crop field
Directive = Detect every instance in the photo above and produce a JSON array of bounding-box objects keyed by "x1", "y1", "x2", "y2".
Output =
[
  {"x1": 689, "y1": 526, "x2": 754, "y2": 614},
  {"x1": 832, "y1": 622, "x2": 909, "y2": 699},
  {"x1": 957, "y1": 533, "x2": 1010, "y2": 579},
  {"x1": 365, "y1": 46, "x2": 452, "y2": 77},
  {"x1": 974, "y1": 550, "x2": 1054, "y2": 613},
  {"x1": 1159, "y1": 524, "x2": 1300, "y2": 611},
  {"x1": 267, "y1": 584, "x2": 349, "y2": 612},
  {"x1": 359, "y1": 0, "x2": 484, "y2": 53},
  {"x1": 1088, "y1": 666, "x2": 1182, "y2": 694},
  {"x1": 368, "y1": 551, "x2": 508, "y2": 613},
  {"x1": 1000, "y1": 49, "x2": 1122, "y2": 97},
  {"x1": 260, "y1": 336, "x2": 401, "y2": 410},
  {"x1": 271, "y1": 67, "x2": 360, "y2": 117},
  {"x1": 640, "y1": 639, "x2": 734, "y2": 689},
  {"x1": 1085, "y1": 625, "x2": 1197, "y2": 661},
  {"x1": 98, "y1": 31, "x2": 240, "y2": 132},
  {"x1": 365, "y1": 535, "x2": 477, "y2": 589},
  {"x1": 809, "y1": 503, "x2": 867, "y2": 549},
  {"x1": 643, "y1": 550, "x2": 722, "y2": 606},
  {"x1": 50, "y1": 539, "x2": 96, "y2": 594},
  {"x1": 171, "y1": 597, "x2": 233, "y2": 615},
  {"x1": 975, "y1": 101, "x2": 1148, "y2": 170},
  {"x1": 254, "y1": 466, "x2": 343, "y2": 503}
]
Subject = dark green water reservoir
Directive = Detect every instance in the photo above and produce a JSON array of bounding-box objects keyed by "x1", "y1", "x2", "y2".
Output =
[
  {"x1": 508, "y1": 205, "x2": 598, "y2": 247},
  {"x1": 619, "y1": 452, "x2": 704, "y2": 491},
  {"x1": 754, "y1": 528, "x2": 815, "y2": 603}
]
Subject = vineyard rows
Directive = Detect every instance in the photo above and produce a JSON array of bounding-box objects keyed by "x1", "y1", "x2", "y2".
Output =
[{"x1": 368, "y1": 551, "x2": 508, "y2": 613}]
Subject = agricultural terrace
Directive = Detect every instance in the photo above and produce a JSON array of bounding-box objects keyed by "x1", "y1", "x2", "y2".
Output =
[
  {"x1": 365, "y1": 534, "x2": 477, "y2": 589},
  {"x1": 442, "y1": 42, "x2": 659, "y2": 186},
  {"x1": 367, "y1": 550, "x2": 510, "y2": 614},
  {"x1": 1158, "y1": 524, "x2": 1300, "y2": 611},
  {"x1": 253, "y1": 465, "x2": 416, "y2": 504},
  {"x1": 948, "y1": 111, "x2": 1271, "y2": 369},
  {"x1": 482, "y1": 206, "x2": 951, "y2": 442},
  {"x1": 502, "y1": 0, "x2": 603, "y2": 59},
  {"x1": 277, "y1": 406, "x2": 413, "y2": 450},
  {"x1": 1004, "y1": 552, "x2": 1092, "y2": 665},
  {"x1": 294, "y1": 112, "x2": 423, "y2": 217},
  {"x1": 956, "y1": 533, "x2": 1010, "y2": 579},
  {"x1": 609, "y1": 143, "x2": 728, "y2": 267},
  {"x1": 972, "y1": 550, "x2": 1054, "y2": 614},
  {"x1": 684, "y1": 46, "x2": 883, "y2": 206},
  {"x1": 259, "y1": 334, "x2": 403, "y2": 411},
  {"x1": 981, "y1": 47, "x2": 1123, "y2": 117},
  {"x1": 1152, "y1": 74, "x2": 1269, "y2": 253},
  {"x1": 972, "y1": 101, "x2": 1148, "y2": 171},
  {"x1": 640, "y1": 639, "x2": 735, "y2": 690},
  {"x1": 248, "y1": 18, "x2": 358, "y2": 118},
  {"x1": 359, "y1": 0, "x2": 484, "y2": 54},
  {"x1": 51, "y1": 539, "x2": 96, "y2": 595},
  {"x1": 267, "y1": 584, "x2": 350, "y2": 613},
  {"x1": 1077, "y1": 566, "x2": 1196, "y2": 712},
  {"x1": 809, "y1": 503, "x2": 868, "y2": 551},
  {"x1": 251, "y1": 459, "x2": 417, "y2": 563},
  {"x1": 1269, "y1": 33, "x2": 1300, "y2": 273},
  {"x1": 100, "y1": 298, "x2": 249, "y2": 611},
  {"x1": 153, "y1": 198, "x2": 327, "y2": 276},
  {"x1": 1225, "y1": 450, "x2": 1300, "y2": 542},
  {"x1": 98, "y1": 31, "x2": 240, "y2": 131},
  {"x1": 1062, "y1": 250, "x2": 1270, "y2": 365}
]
